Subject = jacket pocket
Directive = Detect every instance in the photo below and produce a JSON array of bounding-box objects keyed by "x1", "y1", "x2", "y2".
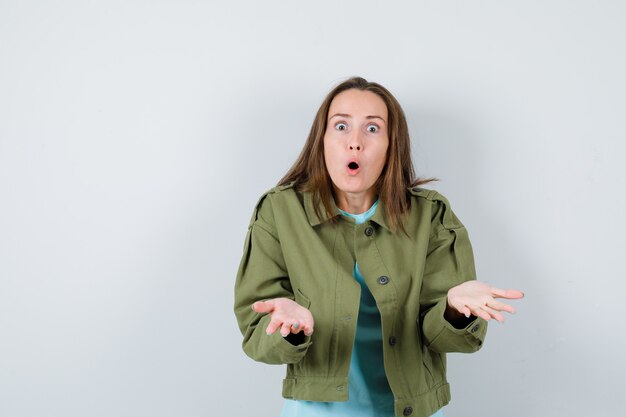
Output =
[{"x1": 295, "y1": 288, "x2": 311, "y2": 308}]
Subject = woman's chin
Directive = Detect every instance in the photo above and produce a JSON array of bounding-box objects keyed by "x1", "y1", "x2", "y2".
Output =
[{"x1": 332, "y1": 181, "x2": 374, "y2": 196}]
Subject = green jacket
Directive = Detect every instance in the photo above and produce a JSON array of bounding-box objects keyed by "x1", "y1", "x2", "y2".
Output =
[{"x1": 234, "y1": 183, "x2": 487, "y2": 417}]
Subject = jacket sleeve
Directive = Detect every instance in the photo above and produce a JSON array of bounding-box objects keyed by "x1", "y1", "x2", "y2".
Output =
[
  {"x1": 418, "y1": 193, "x2": 488, "y2": 353},
  {"x1": 233, "y1": 192, "x2": 312, "y2": 364}
]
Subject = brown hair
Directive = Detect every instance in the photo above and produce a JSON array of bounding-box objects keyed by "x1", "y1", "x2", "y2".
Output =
[{"x1": 278, "y1": 76, "x2": 436, "y2": 233}]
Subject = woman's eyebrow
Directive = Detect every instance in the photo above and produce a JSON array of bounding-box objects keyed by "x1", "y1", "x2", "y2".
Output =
[
  {"x1": 329, "y1": 113, "x2": 352, "y2": 119},
  {"x1": 329, "y1": 113, "x2": 386, "y2": 123},
  {"x1": 366, "y1": 115, "x2": 386, "y2": 123}
]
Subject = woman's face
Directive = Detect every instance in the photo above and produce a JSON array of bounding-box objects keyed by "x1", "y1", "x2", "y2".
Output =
[{"x1": 323, "y1": 88, "x2": 389, "y2": 203}]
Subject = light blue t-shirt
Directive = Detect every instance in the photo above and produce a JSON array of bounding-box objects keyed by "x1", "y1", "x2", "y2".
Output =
[{"x1": 281, "y1": 199, "x2": 443, "y2": 417}]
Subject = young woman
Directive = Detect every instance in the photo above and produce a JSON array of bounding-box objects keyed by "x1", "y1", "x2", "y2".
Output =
[{"x1": 234, "y1": 77, "x2": 523, "y2": 417}]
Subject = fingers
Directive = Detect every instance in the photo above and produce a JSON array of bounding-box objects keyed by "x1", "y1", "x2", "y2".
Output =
[
  {"x1": 270, "y1": 318, "x2": 314, "y2": 337},
  {"x1": 253, "y1": 298, "x2": 315, "y2": 337},
  {"x1": 280, "y1": 322, "x2": 292, "y2": 337},
  {"x1": 486, "y1": 299, "x2": 516, "y2": 314},
  {"x1": 467, "y1": 304, "x2": 492, "y2": 322},
  {"x1": 251, "y1": 300, "x2": 275, "y2": 314},
  {"x1": 485, "y1": 286, "x2": 523, "y2": 317},
  {"x1": 448, "y1": 281, "x2": 523, "y2": 324},
  {"x1": 481, "y1": 305, "x2": 505, "y2": 323},
  {"x1": 266, "y1": 308, "x2": 314, "y2": 336},
  {"x1": 490, "y1": 287, "x2": 525, "y2": 300},
  {"x1": 467, "y1": 304, "x2": 502, "y2": 323},
  {"x1": 279, "y1": 320, "x2": 303, "y2": 337},
  {"x1": 465, "y1": 299, "x2": 514, "y2": 323},
  {"x1": 266, "y1": 316, "x2": 283, "y2": 335}
]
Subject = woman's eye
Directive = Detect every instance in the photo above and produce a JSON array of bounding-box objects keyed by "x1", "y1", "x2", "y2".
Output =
[
  {"x1": 335, "y1": 123, "x2": 347, "y2": 131},
  {"x1": 367, "y1": 124, "x2": 379, "y2": 133}
]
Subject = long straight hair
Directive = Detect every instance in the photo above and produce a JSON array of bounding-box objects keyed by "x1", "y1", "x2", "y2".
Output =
[{"x1": 279, "y1": 77, "x2": 436, "y2": 233}]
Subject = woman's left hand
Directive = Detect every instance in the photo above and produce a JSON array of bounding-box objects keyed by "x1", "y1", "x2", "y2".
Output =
[{"x1": 446, "y1": 281, "x2": 524, "y2": 323}]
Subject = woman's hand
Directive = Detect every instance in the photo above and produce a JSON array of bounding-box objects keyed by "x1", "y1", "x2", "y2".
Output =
[
  {"x1": 446, "y1": 281, "x2": 524, "y2": 323},
  {"x1": 251, "y1": 298, "x2": 315, "y2": 337}
]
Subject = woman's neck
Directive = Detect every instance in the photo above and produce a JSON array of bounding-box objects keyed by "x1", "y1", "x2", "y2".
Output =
[{"x1": 333, "y1": 188, "x2": 377, "y2": 214}]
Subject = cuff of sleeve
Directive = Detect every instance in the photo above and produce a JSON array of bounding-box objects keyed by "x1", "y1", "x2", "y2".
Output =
[
  {"x1": 272, "y1": 331, "x2": 313, "y2": 363},
  {"x1": 423, "y1": 298, "x2": 487, "y2": 353},
  {"x1": 245, "y1": 314, "x2": 313, "y2": 364}
]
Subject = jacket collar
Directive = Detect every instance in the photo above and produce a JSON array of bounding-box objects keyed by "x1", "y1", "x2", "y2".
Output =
[{"x1": 303, "y1": 191, "x2": 391, "y2": 232}]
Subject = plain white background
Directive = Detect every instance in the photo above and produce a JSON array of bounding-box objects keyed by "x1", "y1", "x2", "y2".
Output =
[{"x1": 1, "y1": 1, "x2": 624, "y2": 416}]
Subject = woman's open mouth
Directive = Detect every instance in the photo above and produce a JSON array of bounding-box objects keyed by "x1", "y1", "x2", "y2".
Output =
[{"x1": 347, "y1": 161, "x2": 360, "y2": 175}]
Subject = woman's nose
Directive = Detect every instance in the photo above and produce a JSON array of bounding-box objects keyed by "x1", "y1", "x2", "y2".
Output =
[{"x1": 348, "y1": 131, "x2": 363, "y2": 151}]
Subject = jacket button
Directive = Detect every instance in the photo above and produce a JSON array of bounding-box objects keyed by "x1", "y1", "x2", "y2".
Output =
[
  {"x1": 389, "y1": 336, "x2": 397, "y2": 346},
  {"x1": 364, "y1": 226, "x2": 374, "y2": 237},
  {"x1": 403, "y1": 406, "x2": 413, "y2": 416},
  {"x1": 470, "y1": 324, "x2": 480, "y2": 333},
  {"x1": 377, "y1": 275, "x2": 389, "y2": 285}
]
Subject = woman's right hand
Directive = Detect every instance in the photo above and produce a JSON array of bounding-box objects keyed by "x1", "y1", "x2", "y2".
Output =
[{"x1": 251, "y1": 298, "x2": 315, "y2": 337}]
